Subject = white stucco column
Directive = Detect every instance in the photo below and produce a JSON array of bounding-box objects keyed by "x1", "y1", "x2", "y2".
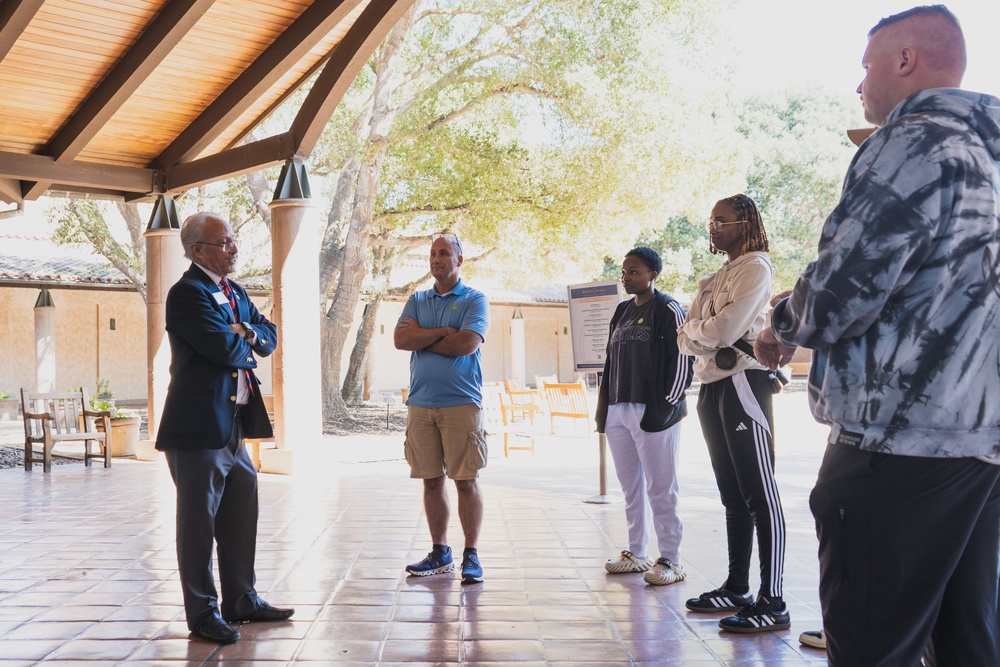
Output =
[
  {"x1": 33, "y1": 289, "x2": 56, "y2": 392},
  {"x1": 264, "y1": 194, "x2": 322, "y2": 474},
  {"x1": 506, "y1": 307, "x2": 526, "y2": 384},
  {"x1": 139, "y1": 197, "x2": 186, "y2": 460}
]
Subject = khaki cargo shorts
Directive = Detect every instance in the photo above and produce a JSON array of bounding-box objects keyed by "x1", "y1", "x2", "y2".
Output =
[{"x1": 404, "y1": 403, "x2": 488, "y2": 480}]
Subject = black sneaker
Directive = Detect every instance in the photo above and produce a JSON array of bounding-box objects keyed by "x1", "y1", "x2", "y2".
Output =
[
  {"x1": 685, "y1": 587, "x2": 754, "y2": 613},
  {"x1": 718, "y1": 595, "x2": 791, "y2": 633}
]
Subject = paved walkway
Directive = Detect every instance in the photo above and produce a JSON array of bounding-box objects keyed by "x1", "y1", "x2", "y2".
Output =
[{"x1": 0, "y1": 390, "x2": 829, "y2": 665}]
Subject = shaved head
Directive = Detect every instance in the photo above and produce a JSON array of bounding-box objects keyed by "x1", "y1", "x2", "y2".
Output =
[
  {"x1": 858, "y1": 5, "x2": 966, "y2": 124},
  {"x1": 869, "y1": 5, "x2": 966, "y2": 81}
]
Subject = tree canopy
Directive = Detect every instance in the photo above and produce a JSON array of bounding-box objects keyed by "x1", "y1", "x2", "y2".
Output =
[{"x1": 45, "y1": 0, "x2": 868, "y2": 420}]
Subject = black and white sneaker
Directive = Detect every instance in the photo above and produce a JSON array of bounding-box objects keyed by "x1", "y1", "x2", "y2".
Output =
[
  {"x1": 684, "y1": 587, "x2": 754, "y2": 613},
  {"x1": 718, "y1": 595, "x2": 791, "y2": 633}
]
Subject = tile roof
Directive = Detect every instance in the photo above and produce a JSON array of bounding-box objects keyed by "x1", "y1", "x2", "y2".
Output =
[
  {"x1": 0, "y1": 233, "x2": 570, "y2": 303},
  {"x1": 0, "y1": 234, "x2": 133, "y2": 286}
]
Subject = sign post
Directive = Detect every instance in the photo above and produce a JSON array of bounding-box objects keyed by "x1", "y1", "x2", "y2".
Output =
[{"x1": 566, "y1": 280, "x2": 622, "y2": 504}]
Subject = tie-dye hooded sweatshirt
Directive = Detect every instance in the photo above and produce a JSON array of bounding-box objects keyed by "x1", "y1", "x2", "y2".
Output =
[{"x1": 771, "y1": 88, "x2": 1000, "y2": 458}]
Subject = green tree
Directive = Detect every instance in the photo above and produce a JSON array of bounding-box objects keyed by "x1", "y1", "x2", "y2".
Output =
[
  {"x1": 597, "y1": 87, "x2": 863, "y2": 299},
  {"x1": 49, "y1": 200, "x2": 149, "y2": 301},
  {"x1": 314, "y1": 0, "x2": 729, "y2": 415},
  {"x1": 737, "y1": 87, "x2": 863, "y2": 288}
]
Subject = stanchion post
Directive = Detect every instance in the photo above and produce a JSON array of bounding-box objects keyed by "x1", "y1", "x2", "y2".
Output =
[{"x1": 584, "y1": 372, "x2": 616, "y2": 504}]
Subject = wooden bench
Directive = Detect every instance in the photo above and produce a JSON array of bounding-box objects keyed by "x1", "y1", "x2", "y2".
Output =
[
  {"x1": 20, "y1": 388, "x2": 111, "y2": 472},
  {"x1": 542, "y1": 381, "x2": 591, "y2": 435}
]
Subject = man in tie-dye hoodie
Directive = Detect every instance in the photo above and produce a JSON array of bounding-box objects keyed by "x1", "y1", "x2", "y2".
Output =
[{"x1": 756, "y1": 6, "x2": 1000, "y2": 666}]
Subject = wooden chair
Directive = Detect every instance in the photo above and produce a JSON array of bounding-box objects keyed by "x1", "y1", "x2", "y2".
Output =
[
  {"x1": 503, "y1": 377, "x2": 543, "y2": 420},
  {"x1": 20, "y1": 388, "x2": 110, "y2": 472},
  {"x1": 542, "y1": 381, "x2": 591, "y2": 435},
  {"x1": 484, "y1": 383, "x2": 535, "y2": 457},
  {"x1": 533, "y1": 374, "x2": 557, "y2": 410},
  {"x1": 245, "y1": 394, "x2": 275, "y2": 471}
]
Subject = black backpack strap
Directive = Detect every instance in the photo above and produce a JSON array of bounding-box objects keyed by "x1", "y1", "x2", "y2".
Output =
[{"x1": 732, "y1": 338, "x2": 789, "y2": 386}]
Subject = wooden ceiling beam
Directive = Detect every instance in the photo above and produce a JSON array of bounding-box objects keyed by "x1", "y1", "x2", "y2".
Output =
[
  {"x1": 19, "y1": 0, "x2": 216, "y2": 203},
  {"x1": 164, "y1": 132, "x2": 297, "y2": 192},
  {"x1": 0, "y1": 0, "x2": 45, "y2": 64},
  {"x1": 292, "y1": 0, "x2": 415, "y2": 156},
  {"x1": 0, "y1": 177, "x2": 24, "y2": 204},
  {"x1": 153, "y1": 0, "x2": 365, "y2": 170},
  {"x1": 0, "y1": 151, "x2": 160, "y2": 195}
]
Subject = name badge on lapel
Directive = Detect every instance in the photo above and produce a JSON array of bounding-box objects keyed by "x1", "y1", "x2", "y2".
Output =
[{"x1": 213, "y1": 291, "x2": 228, "y2": 305}]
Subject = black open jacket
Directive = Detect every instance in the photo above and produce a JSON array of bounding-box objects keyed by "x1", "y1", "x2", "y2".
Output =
[{"x1": 595, "y1": 290, "x2": 694, "y2": 433}]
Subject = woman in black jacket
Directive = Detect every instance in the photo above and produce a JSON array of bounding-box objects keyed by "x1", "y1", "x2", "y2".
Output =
[{"x1": 595, "y1": 247, "x2": 693, "y2": 585}]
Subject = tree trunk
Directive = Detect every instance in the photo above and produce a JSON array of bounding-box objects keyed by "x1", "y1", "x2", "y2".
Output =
[
  {"x1": 342, "y1": 297, "x2": 381, "y2": 405},
  {"x1": 319, "y1": 9, "x2": 414, "y2": 421},
  {"x1": 321, "y1": 155, "x2": 387, "y2": 418}
]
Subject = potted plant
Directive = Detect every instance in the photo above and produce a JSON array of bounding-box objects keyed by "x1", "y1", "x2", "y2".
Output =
[
  {"x1": 94, "y1": 378, "x2": 115, "y2": 409},
  {"x1": 92, "y1": 395, "x2": 140, "y2": 457},
  {"x1": 0, "y1": 390, "x2": 18, "y2": 420}
]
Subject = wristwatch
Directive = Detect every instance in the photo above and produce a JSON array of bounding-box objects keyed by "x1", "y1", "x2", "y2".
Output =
[{"x1": 241, "y1": 322, "x2": 254, "y2": 341}]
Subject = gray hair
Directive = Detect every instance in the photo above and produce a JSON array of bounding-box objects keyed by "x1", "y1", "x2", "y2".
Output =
[{"x1": 179, "y1": 212, "x2": 223, "y2": 260}]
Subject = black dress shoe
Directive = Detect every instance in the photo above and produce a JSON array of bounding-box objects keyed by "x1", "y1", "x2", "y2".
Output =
[
  {"x1": 191, "y1": 614, "x2": 240, "y2": 644},
  {"x1": 225, "y1": 599, "x2": 295, "y2": 623}
]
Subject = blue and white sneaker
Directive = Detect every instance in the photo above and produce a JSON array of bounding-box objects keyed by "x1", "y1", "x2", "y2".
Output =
[
  {"x1": 461, "y1": 550, "x2": 483, "y2": 584},
  {"x1": 405, "y1": 547, "x2": 454, "y2": 577}
]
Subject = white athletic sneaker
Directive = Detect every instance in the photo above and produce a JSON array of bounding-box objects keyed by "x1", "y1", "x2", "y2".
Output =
[
  {"x1": 642, "y1": 558, "x2": 687, "y2": 586},
  {"x1": 604, "y1": 549, "x2": 655, "y2": 573}
]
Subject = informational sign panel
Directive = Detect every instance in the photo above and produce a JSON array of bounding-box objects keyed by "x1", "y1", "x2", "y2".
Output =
[{"x1": 566, "y1": 280, "x2": 622, "y2": 373}]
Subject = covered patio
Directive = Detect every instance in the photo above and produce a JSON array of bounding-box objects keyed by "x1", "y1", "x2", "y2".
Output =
[{"x1": 0, "y1": 390, "x2": 829, "y2": 665}]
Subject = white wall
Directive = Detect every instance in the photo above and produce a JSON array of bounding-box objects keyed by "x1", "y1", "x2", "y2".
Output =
[{"x1": 0, "y1": 284, "x2": 573, "y2": 403}]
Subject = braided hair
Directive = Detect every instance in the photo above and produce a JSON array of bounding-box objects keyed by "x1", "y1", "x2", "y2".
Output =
[{"x1": 710, "y1": 194, "x2": 769, "y2": 257}]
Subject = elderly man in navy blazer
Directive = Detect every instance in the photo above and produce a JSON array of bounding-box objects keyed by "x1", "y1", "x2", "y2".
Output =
[{"x1": 156, "y1": 212, "x2": 293, "y2": 644}]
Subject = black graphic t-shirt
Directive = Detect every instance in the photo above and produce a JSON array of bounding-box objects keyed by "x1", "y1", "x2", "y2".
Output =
[{"x1": 607, "y1": 298, "x2": 654, "y2": 405}]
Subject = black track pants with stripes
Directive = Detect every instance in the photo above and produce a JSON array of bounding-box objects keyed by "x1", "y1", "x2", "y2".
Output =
[{"x1": 697, "y1": 369, "x2": 786, "y2": 599}]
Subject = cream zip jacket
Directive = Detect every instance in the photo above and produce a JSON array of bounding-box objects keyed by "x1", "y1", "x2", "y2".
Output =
[{"x1": 676, "y1": 251, "x2": 774, "y2": 384}]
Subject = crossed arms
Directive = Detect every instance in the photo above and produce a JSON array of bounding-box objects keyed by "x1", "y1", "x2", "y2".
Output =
[{"x1": 394, "y1": 317, "x2": 483, "y2": 357}]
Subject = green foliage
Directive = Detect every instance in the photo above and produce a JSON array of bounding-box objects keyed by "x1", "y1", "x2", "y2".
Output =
[
  {"x1": 597, "y1": 86, "x2": 862, "y2": 299},
  {"x1": 737, "y1": 87, "x2": 863, "y2": 289},
  {"x1": 48, "y1": 199, "x2": 145, "y2": 285},
  {"x1": 95, "y1": 378, "x2": 114, "y2": 398},
  {"x1": 305, "y1": 0, "x2": 733, "y2": 290},
  {"x1": 90, "y1": 396, "x2": 136, "y2": 420},
  {"x1": 0, "y1": 391, "x2": 12, "y2": 399},
  {"x1": 598, "y1": 215, "x2": 720, "y2": 300}
]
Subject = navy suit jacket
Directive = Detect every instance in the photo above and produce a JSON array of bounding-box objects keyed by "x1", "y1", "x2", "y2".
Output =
[{"x1": 156, "y1": 264, "x2": 278, "y2": 451}]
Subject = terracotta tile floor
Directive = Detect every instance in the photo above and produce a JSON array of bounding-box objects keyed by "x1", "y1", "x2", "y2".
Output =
[{"x1": 0, "y1": 389, "x2": 830, "y2": 665}]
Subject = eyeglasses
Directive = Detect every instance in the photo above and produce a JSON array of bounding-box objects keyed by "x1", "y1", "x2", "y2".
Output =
[
  {"x1": 196, "y1": 239, "x2": 238, "y2": 252},
  {"x1": 708, "y1": 219, "x2": 746, "y2": 231},
  {"x1": 431, "y1": 233, "x2": 462, "y2": 255}
]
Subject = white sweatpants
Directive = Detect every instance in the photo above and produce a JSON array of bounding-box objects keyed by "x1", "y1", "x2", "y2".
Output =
[{"x1": 605, "y1": 402, "x2": 683, "y2": 562}]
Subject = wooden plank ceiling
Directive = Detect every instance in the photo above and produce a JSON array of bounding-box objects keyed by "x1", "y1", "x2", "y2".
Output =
[{"x1": 0, "y1": 0, "x2": 415, "y2": 205}]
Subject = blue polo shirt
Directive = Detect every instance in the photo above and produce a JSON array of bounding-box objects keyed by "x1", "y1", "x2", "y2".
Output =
[{"x1": 399, "y1": 280, "x2": 490, "y2": 408}]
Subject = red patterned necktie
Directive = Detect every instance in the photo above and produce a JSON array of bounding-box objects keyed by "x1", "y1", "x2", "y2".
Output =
[
  {"x1": 220, "y1": 278, "x2": 253, "y2": 395},
  {"x1": 220, "y1": 278, "x2": 237, "y2": 321}
]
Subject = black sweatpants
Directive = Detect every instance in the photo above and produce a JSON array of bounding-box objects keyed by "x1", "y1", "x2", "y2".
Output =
[
  {"x1": 697, "y1": 369, "x2": 786, "y2": 599},
  {"x1": 811, "y1": 442, "x2": 1000, "y2": 667}
]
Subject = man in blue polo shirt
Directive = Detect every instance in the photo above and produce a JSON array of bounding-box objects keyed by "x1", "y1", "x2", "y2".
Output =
[{"x1": 394, "y1": 234, "x2": 490, "y2": 584}]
